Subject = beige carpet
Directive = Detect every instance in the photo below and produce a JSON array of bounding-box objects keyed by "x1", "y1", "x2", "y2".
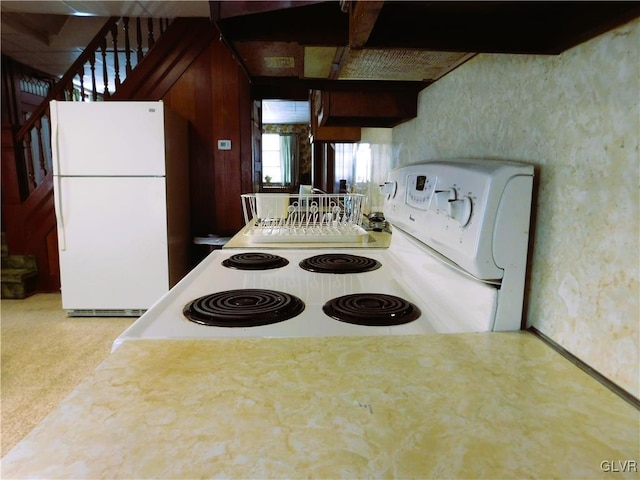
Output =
[{"x1": 1, "y1": 293, "x2": 135, "y2": 456}]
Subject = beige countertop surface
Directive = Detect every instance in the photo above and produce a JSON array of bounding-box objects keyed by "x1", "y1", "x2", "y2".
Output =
[
  {"x1": 224, "y1": 225, "x2": 392, "y2": 249},
  {"x1": 2, "y1": 332, "x2": 638, "y2": 479}
]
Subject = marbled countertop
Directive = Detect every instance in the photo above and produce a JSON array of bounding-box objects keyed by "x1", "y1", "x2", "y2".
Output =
[{"x1": 2, "y1": 332, "x2": 638, "y2": 479}]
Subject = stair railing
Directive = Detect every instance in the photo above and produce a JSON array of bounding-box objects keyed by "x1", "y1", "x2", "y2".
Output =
[{"x1": 13, "y1": 16, "x2": 170, "y2": 197}]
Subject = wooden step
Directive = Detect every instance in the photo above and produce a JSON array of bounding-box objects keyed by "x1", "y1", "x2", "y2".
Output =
[
  {"x1": 1, "y1": 234, "x2": 39, "y2": 299},
  {"x1": 2, "y1": 253, "x2": 38, "y2": 270},
  {"x1": 1, "y1": 267, "x2": 38, "y2": 299}
]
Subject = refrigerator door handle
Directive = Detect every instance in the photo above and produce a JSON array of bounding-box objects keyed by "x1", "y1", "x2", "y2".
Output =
[
  {"x1": 51, "y1": 100, "x2": 60, "y2": 175},
  {"x1": 51, "y1": 102, "x2": 66, "y2": 251},
  {"x1": 54, "y1": 176, "x2": 66, "y2": 251}
]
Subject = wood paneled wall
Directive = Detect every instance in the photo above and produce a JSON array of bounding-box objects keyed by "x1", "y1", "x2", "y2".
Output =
[{"x1": 162, "y1": 36, "x2": 253, "y2": 239}]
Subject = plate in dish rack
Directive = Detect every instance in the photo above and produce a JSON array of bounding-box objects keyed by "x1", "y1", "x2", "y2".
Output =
[{"x1": 243, "y1": 225, "x2": 369, "y2": 243}]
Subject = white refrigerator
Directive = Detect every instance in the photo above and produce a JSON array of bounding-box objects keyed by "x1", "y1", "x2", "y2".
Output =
[{"x1": 50, "y1": 100, "x2": 190, "y2": 316}]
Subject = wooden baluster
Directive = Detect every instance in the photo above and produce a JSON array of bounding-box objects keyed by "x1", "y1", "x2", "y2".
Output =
[
  {"x1": 78, "y1": 66, "x2": 86, "y2": 101},
  {"x1": 111, "y1": 22, "x2": 121, "y2": 89},
  {"x1": 159, "y1": 17, "x2": 165, "y2": 35},
  {"x1": 136, "y1": 18, "x2": 143, "y2": 63},
  {"x1": 147, "y1": 18, "x2": 155, "y2": 49},
  {"x1": 35, "y1": 118, "x2": 47, "y2": 180},
  {"x1": 123, "y1": 17, "x2": 132, "y2": 74},
  {"x1": 40, "y1": 112, "x2": 52, "y2": 174},
  {"x1": 65, "y1": 79, "x2": 74, "y2": 101},
  {"x1": 22, "y1": 135, "x2": 36, "y2": 192},
  {"x1": 100, "y1": 37, "x2": 110, "y2": 98},
  {"x1": 89, "y1": 51, "x2": 98, "y2": 101}
]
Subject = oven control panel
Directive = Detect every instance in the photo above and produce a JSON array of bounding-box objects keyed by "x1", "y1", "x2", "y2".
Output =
[
  {"x1": 405, "y1": 173, "x2": 438, "y2": 210},
  {"x1": 387, "y1": 173, "x2": 474, "y2": 226},
  {"x1": 383, "y1": 159, "x2": 534, "y2": 280},
  {"x1": 402, "y1": 173, "x2": 474, "y2": 226}
]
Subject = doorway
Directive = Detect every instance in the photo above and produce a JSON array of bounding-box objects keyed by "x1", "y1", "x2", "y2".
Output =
[{"x1": 258, "y1": 100, "x2": 311, "y2": 193}]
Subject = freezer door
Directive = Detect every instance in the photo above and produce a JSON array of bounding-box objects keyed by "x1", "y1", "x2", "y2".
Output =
[
  {"x1": 55, "y1": 176, "x2": 170, "y2": 310},
  {"x1": 51, "y1": 100, "x2": 166, "y2": 176}
]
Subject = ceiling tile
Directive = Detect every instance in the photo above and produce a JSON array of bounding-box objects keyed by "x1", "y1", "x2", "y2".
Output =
[
  {"x1": 262, "y1": 100, "x2": 310, "y2": 124},
  {"x1": 303, "y1": 46, "x2": 336, "y2": 78},
  {"x1": 338, "y1": 49, "x2": 472, "y2": 81}
]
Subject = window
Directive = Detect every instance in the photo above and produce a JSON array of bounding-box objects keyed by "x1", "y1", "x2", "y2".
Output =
[
  {"x1": 262, "y1": 133, "x2": 298, "y2": 185},
  {"x1": 262, "y1": 134, "x2": 281, "y2": 184},
  {"x1": 333, "y1": 143, "x2": 371, "y2": 193}
]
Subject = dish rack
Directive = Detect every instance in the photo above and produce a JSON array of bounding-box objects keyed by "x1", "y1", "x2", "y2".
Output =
[{"x1": 241, "y1": 193, "x2": 368, "y2": 243}]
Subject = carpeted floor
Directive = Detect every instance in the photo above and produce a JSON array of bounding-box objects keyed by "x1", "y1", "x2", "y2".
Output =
[{"x1": 1, "y1": 293, "x2": 135, "y2": 456}]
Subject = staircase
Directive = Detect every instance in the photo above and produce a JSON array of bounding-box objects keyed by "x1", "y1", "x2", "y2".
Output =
[{"x1": 1, "y1": 232, "x2": 38, "y2": 299}]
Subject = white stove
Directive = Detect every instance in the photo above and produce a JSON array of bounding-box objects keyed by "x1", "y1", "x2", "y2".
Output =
[{"x1": 113, "y1": 159, "x2": 534, "y2": 351}]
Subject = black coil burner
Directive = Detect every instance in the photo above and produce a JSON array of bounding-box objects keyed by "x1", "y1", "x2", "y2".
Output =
[
  {"x1": 299, "y1": 254, "x2": 381, "y2": 274},
  {"x1": 323, "y1": 293, "x2": 421, "y2": 326},
  {"x1": 183, "y1": 289, "x2": 304, "y2": 327},
  {"x1": 222, "y1": 252, "x2": 289, "y2": 270}
]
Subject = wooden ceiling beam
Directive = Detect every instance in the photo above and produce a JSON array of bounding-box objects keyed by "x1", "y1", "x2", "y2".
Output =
[
  {"x1": 251, "y1": 76, "x2": 429, "y2": 100},
  {"x1": 328, "y1": 1, "x2": 384, "y2": 81},
  {"x1": 212, "y1": 1, "x2": 347, "y2": 44},
  {"x1": 217, "y1": 1, "x2": 326, "y2": 19},
  {"x1": 349, "y1": 0, "x2": 384, "y2": 49}
]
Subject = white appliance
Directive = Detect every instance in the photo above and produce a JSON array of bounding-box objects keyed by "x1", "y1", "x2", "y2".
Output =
[
  {"x1": 50, "y1": 100, "x2": 190, "y2": 316},
  {"x1": 113, "y1": 159, "x2": 533, "y2": 349}
]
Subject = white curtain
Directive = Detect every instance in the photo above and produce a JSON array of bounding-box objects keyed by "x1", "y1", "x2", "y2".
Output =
[{"x1": 279, "y1": 134, "x2": 298, "y2": 185}]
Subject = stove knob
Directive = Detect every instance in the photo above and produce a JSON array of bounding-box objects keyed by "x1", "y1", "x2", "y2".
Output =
[
  {"x1": 449, "y1": 196, "x2": 472, "y2": 226},
  {"x1": 434, "y1": 188, "x2": 456, "y2": 212},
  {"x1": 380, "y1": 181, "x2": 397, "y2": 199}
]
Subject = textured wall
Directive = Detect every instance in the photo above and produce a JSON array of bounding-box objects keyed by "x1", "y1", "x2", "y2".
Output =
[{"x1": 390, "y1": 20, "x2": 639, "y2": 397}]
